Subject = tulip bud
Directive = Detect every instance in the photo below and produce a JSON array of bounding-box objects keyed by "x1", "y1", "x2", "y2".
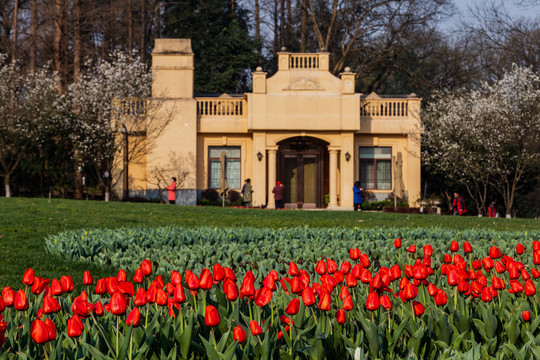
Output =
[
  {"x1": 126, "y1": 307, "x2": 141, "y2": 327},
  {"x1": 249, "y1": 320, "x2": 263, "y2": 336},
  {"x1": 67, "y1": 315, "x2": 84, "y2": 338},
  {"x1": 233, "y1": 325, "x2": 246, "y2": 343},
  {"x1": 204, "y1": 305, "x2": 220, "y2": 327},
  {"x1": 23, "y1": 268, "x2": 35, "y2": 286},
  {"x1": 523, "y1": 311, "x2": 531, "y2": 322},
  {"x1": 335, "y1": 309, "x2": 346, "y2": 324},
  {"x1": 83, "y1": 271, "x2": 93, "y2": 285}
]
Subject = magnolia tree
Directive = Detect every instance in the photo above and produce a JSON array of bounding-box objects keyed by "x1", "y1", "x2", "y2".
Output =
[
  {"x1": 0, "y1": 56, "x2": 65, "y2": 197},
  {"x1": 68, "y1": 51, "x2": 173, "y2": 199},
  {"x1": 423, "y1": 65, "x2": 540, "y2": 216}
]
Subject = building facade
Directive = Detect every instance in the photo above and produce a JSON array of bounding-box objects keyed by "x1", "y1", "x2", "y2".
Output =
[{"x1": 123, "y1": 38, "x2": 422, "y2": 209}]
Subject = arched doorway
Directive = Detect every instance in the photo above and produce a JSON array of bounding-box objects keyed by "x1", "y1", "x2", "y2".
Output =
[{"x1": 277, "y1": 137, "x2": 329, "y2": 209}]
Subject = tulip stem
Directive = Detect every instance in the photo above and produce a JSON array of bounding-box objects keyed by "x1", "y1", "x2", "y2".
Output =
[
  {"x1": 310, "y1": 306, "x2": 318, "y2": 326},
  {"x1": 533, "y1": 297, "x2": 538, "y2": 318},
  {"x1": 129, "y1": 329, "x2": 133, "y2": 360},
  {"x1": 248, "y1": 300, "x2": 253, "y2": 322},
  {"x1": 43, "y1": 344, "x2": 49, "y2": 360},
  {"x1": 180, "y1": 306, "x2": 184, "y2": 333},
  {"x1": 211, "y1": 329, "x2": 217, "y2": 350},
  {"x1": 145, "y1": 303, "x2": 149, "y2": 328},
  {"x1": 116, "y1": 316, "x2": 120, "y2": 355}
]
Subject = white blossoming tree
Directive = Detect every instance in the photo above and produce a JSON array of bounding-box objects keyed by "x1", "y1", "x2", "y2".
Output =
[
  {"x1": 68, "y1": 51, "x2": 173, "y2": 199},
  {"x1": 423, "y1": 65, "x2": 540, "y2": 216},
  {"x1": 0, "y1": 57, "x2": 65, "y2": 197}
]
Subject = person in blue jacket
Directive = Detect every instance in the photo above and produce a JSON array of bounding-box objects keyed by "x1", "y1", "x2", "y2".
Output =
[{"x1": 353, "y1": 181, "x2": 363, "y2": 211}]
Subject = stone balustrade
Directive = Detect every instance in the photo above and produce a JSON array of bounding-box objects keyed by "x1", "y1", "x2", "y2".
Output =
[
  {"x1": 360, "y1": 99, "x2": 412, "y2": 118},
  {"x1": 289, "y1": 54, "x2": 320, "y2": 69},
  {"x1": 196, "y1": 98, "x2": 246, "y2": 117},
  {"x1": 113, "y1": 98, "x2": 148, "y2": 116}
]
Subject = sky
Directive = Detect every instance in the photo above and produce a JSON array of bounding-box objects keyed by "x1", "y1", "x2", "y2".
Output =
[{"x1": 443, "y1": 0, "x2": 540, "y2": 30}]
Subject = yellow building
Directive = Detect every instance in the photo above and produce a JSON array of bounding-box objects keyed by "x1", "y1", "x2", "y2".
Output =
[{"x1": 124, "y1": 38, "x2": 422, "y2": 209}]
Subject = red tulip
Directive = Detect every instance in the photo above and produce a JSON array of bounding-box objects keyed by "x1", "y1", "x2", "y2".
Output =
[
  {"x1": 482, "y1": 257, "x2": 494, "y2": 271},
  {"x1": 31, "y1": 319, "x2": 52, "y2": 344},
  {"x1": 233, "y1": 325, "x2": 246, "y2": 343},
  {"x1": 126, "y1": 307, "x2": 141, "y2": 327},
  {"x1": 254, "y1": 287, "x2": 273, "y2": 307},
  {"x1": 481, "y1": 287, "x2": 493, "y2": 302},
  {"x1": 302, "y1": 287, "x2": 316, "y2": 306},
  {"x1": 534, "y1": 251, "x2": 540, "y2": 265},
  {"x1": 380, "y1": 294, "x2": 392, "y2": 310},
  {"x1": 345, "y1": 272, "x2": 358, "y2": 288},
  {"x1": 394, "y1": 238, "x2": 402, "y2": 248},
  {"x1": 315, "y1": 260, "x2": 327, "y2": 275},
  {"x1": 240, "y1": 275, "x2": 256, "y2": 299},
  {"x1": 204, "y1": 305, "x2": 220, "y2": 327},
  {"x1": 336, "y1": 309, "x2": 346, "y2": 324},
  {"x1": 224, "y1": 267, "x2": 236, "y2": 281},
  {"x1": 31, "y1": 277, "x2": 49, "y2": 295},
  {"x1": 156, "y1": 288, "x2": 168, "y2": 306},
  {"x1": 72, "y1": 296, "x2": 94, "y2": 317},
  {"x1": 516, "y1": 243, "x2": 525, "y2": 255},
  {"x1": 141, "y1": 260, "x2": 152, "y2": 276},
  {"x1": 360, "y1": 254, "x2": 371, "y2": 268},
  {"x1": 450, "y1": 241, "x2": 459, "y2": 252},
  {"x1": 146, "y1": 285, "x2": 157, "y2": 303},
  {"x1": 263, "y1": 274, "x2": 277, "y2": 291},
  {"x1": 199, "y1": 268, "x2": 213, "y2": 290},
  {"x1": 366, "y1": 292, "x2": 380, "y2": 311},
  {"x1": 401, "y1": 283, "x2": 418, "y2": 301},
  {"x1": 423, "y1": 244, "x2": 433, "y2": 257},
  {"x1": 60, "y1": 276, "x2": 74, "y2": 293},
  {"x1": 23, "y1": 268, "x2": 35, "y2": 286},
  {"x1": 185, "y1": 270, "x2": 200, "y2": 290},
  {"x1": 525, "y1": 280, "x2": 536, "y2": 296},
  {"x1": 412, "y1": 301, "x2": 424, "y2": 316},
  {"x1": 340, "y1": 261, "x2": 351, "y2": 274},
  {"x1": 42, "y1": 296, "x2": 60, "y2": 314},
  {"x1": 291, "y1": 276, "x2": 304, "y2": 294},
  {"x1": 249, "y1": 320, "x2": 263, "y2": 335},
  {"x1": 133, "y1": 269, "x2": 144, "y2": 284},
  {"x1": 95, "y1": 278, "x2": 106, "y2": 294},
  {"x1": 117, "y1": 281, "x2": 135, "y2": 297},
  {"x1": 359, "y1": 269, "x2": 372, "y2": 284},
  {"x1": 532, "y1": 269, "x2": 540, "y2": 279},
  {"x1": 83, "y1": 271, "x2": 93, "y2": 285},
  {"x1": 463, "y1": 241, "x2": 472, "y2": 254},
  {"x1": 434, "y1": 290, "x2": 448, "y2": 306},
  {"x1": 110, "y1": 292, "x2": 128, "y2": 315},
  {"x1": 14, "y1": 289, "x2": 29, "y2": 311},
  {"x1": 288, "y1": 262, "x2": 299, "y2": 276},
  {"x1": 223, "y1": 278, "x2": 239, "y2": 301},
  {"x1": 427, "y1": 283, "x2": 438, "y2": 296},
  {"x1": 343, "y1": 295, "x2": 353, "y2": 311},
  {"x1": 509, "y1": 280, "x2": 524, "y2": 294},
  {"x1": 327, "y1": 259, "x2": 338, "y2": 274},
  {"x1": 318, "y1": 292, "x2": 332, "y2": 311},
  {"x1": 94, "y1": 301, "x2": 104, "y2": 316},
  {"x1": 0, "y1": 297, "x2": 5, "y2": 313},
  {"x1": 349, "y1": 248, "x2": 361, "y2": 260},
  {"x1": 285, "y1": 298, "x2": 300, "y2": 315},
  {"x1": 523, "y1": 311, "x2": 531, "y2": 322},
  {"x1": 339, "y1": 285, "x2": 351, "y2": 300},
  {"x1": 489, "y1": 246, "x2": 502, "y2": 259},
  {"x1": 67, "y1": 315, "x2": 84, "y2": 337},
  {"x1": 213, "y1": 264, "x2": 225, "y2": 282},
  {"x1": 407, "y1": 245, "x2": 416, "y2": 253}
]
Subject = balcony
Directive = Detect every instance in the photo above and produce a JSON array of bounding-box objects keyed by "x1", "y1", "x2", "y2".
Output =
[{"x1": 196, "y1": 96, "x2": 248, "y2": 133}]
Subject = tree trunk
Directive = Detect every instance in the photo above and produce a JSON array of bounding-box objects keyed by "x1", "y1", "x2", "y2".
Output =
[
  {"x1": 11, "y1": 0, "x2": 18, "y2": 64},
  {"x1": 140, "y1": 0, "x2": 146, "y2": 62},
  {"x1": 128, "y1": 0, "x2": 133, "y2": 52},
  {"x1": 273, "y1": 0, "x2": 279, "y2": 54},
  {"x1": 300, "y1": 0, "x2": 307, "y2": 52},
  {"x1": 4, "y1": 174, "x2": 11, "y2": 198},
  {"x1": 30, "y1": 0, "x2": 37, "y2": 73},
  {"x1": 73, "y1": 0, "x2": 81, "y2": 82},
  {"x1": 230, "y1": 0, "x2": 235, "y2": 18},
  {"x1": 255, "y1": 0, "x2": 261, "y2": 63},
  {"x1": 54, "y1": 0, "x2": 63, "y2": 91},
  {"x1": 280, "y1": 0, "x2": 285, "y2": 48}
]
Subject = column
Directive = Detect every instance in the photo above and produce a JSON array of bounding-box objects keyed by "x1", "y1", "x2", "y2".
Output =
[
  {"x1": 267, "y1": 148, "x2": 277, "y2": 209},
  {"x1": 328, "y1": 148, "x2": 339, "y2": 208}
]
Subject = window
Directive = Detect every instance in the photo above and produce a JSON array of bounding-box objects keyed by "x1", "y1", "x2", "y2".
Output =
[
  {"x1": 359, "y1": 147, "x2": 392, "y2": 190},
  {"x1": 208, "y1": 146, "x2": 241, "y2": 189}
]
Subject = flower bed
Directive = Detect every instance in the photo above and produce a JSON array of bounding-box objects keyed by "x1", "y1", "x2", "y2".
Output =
[{"x1": 2, "y1": 230, "x2": 540, "y2": 358}]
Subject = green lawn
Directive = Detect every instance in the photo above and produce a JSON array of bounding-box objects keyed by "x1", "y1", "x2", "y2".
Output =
[{"x1": 1, "y1": 197, "x2": 539, "y2": 289}]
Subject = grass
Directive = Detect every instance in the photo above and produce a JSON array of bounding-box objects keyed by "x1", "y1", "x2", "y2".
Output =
[{"x1": 1, "y1": 197, "x2": 539, "y2": 290}]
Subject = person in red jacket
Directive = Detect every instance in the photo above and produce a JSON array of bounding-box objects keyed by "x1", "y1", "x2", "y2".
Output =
[
  {"x1": 272, "y1": 181, "x2": 285, "y2": 209},
  {"x1": 166, "y1": 177, "x2": 177, "y2": 204},
  {"x1": 452, "y1": 192, "x2": 467, "y2": 216},
  {"x1": 488, "y1": 201, "x2": 497, "y2": 217}
]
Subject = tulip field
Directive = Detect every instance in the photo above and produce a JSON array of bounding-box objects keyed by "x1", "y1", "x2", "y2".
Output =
[{"x1": 1, "y1": 226, "x2": 540, "y2": 358}]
